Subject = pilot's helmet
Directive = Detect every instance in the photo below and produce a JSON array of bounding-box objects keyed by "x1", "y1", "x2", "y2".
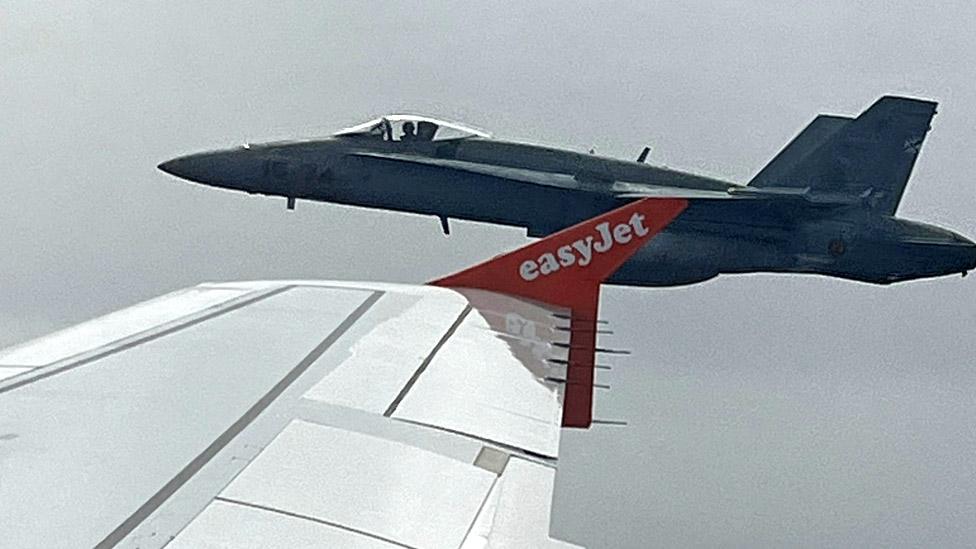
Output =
[{"x1": 403, "y1": 121, "x2": 416, "y2": 133}]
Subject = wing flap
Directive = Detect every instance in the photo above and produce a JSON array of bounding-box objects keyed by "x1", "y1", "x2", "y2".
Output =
[
  {"x1": 484, "y1": 459, "x2": 584, "y2": 548},
  {"x1": 169, "y1": 500, "x2": 402, "y2": 549},
  {"x1": 213, "y1": 420, "x2": 496, "y2": 549}
]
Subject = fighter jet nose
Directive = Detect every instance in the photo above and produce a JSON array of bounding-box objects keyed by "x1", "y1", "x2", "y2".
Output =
[
  {"x1": 157, "y1": 149, "x2": 262, "y2": 191},
  {"x1": 157, "y1": 154, "x2": 208, "y2": 183},
  {"x1": 157, "y1": 158, "x2": 182, "y2": 177}
]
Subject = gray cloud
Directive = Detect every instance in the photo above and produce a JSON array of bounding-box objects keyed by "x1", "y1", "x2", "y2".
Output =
[{"x1": 2, "y1": 2, "x2": 975, "y2": 547}]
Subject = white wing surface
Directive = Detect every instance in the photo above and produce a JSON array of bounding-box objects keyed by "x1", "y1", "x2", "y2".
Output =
[
  {"x1": 0, "y1": 197, "x2": 689, "y2": 548},
  {"x1": 0, "y1": 280, "x2": 582, "y2": 549}
]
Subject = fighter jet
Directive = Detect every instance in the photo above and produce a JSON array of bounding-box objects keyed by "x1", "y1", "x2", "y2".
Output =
[{"x1": 159, "y1": 95, "x2": 976, "y2": 286}]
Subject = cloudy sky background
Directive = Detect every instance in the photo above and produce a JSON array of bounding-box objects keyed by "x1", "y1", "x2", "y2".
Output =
[{"x1": 2, "y1": 2, "x2": 975, "y2": 547}]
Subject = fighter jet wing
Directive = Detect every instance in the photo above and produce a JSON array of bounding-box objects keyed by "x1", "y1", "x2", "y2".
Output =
[
  {"x1": 351, "y1": 151, "x2": 744, "y2": 200},
  {"x1": 0, "y1": 198, "x2": 686, "y2": 548}
]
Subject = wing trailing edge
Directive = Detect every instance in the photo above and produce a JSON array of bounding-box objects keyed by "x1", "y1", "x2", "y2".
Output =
[{"x1": 430, "y1": 198, "x2": 687, "y2": 428}]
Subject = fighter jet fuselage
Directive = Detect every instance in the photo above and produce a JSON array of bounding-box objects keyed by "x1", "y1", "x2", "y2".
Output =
[{"x1": 159, "y1": 100, "x2": 976, "y2": 287}]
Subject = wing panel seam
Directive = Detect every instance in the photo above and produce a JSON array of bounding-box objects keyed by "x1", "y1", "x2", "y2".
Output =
[
  {"x1": 391, "y1": 417, "x2": 558, "y2": 467},
  {"x1": 457, "y1": 475, "x2": 500, "y2": 548},
  {"x1": 383, "y1": 305, "x2": 472, "y2": 417},
  {"x1": 94, "y1": 290, "x2": 384, "y2": 548},
  {"x1": 211, "y1": 496, "x2": 417, "y2": 549}
]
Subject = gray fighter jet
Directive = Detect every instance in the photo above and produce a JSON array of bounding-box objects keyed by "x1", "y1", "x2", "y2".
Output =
[{"x1": 159, "y1": 96, "x2": 976, "y2": 286}]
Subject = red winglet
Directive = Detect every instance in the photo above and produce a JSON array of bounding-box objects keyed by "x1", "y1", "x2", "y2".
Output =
[{"x1": 430, "y1": 198, "x2": 687, "y2": 428}]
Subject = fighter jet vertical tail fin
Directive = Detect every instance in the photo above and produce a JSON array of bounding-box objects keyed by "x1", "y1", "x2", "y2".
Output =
[
  {"x1": 430, "y1": 198, "x2": 687, "y2": 428},
  {"x1": 749, "y1": 96, "x2": 937, "y2": 215},
  {"x1": 748, "y1": 114, "x2": 851, "y2": 187}
]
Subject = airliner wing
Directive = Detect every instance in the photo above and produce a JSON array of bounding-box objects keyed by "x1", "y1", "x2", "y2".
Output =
[
  {"x1": 0, "y1": 282, "x2": 583, "y2": 548},
  {"x1": 0, "y1": 199, "x2": 686, "y2": 548}
]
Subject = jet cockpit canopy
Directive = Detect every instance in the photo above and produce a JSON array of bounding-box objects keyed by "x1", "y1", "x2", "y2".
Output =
[{"x1": 334, "y1": 115, "x2": 490, "y2": 142}]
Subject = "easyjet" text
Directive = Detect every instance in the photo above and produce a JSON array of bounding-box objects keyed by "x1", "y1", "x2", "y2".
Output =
[{"x1": 519, "y1": 212, "x2": 650, "y2": 281}]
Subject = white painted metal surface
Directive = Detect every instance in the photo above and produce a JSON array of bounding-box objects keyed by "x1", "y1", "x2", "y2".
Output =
[
  {"x1": 0, "y1": 285, "x2": 250, "y2": 367},
  {"x1": 0, "y1": 367, "x2": 30, "y2": 382},
  {"x1": 0, "y1": 286, "x2": 372, "y2": 548},
  {"x1": 0, "y1": 280, "x2": 584, "y2": 548},
  {"x1": 169, "y1": 500, "x2": 401, "y2": 549},
  {"x1": 305, "y1": 290, "x2": 468, "y2": 413},
  {"x1": 485, "y1": 458, "x2": 580, "y2": 548},
  {"x1": 220, "y1": 420, "x2": 495, "y2": 549},
  {"x1": 460, "y1": 457, "x2": 583, "y2": 548},
  {"x1": 393, "y1": 293, "x2": 564, "y2": 458}
]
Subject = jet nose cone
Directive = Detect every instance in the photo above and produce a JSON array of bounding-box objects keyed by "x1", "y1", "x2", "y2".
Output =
[
  {"x1": 156, "y1": 153, "x2": 214, "y2": 183},
  {"x1": 157, "y1": 148, "x2": 262, "y2": 191},
  {"x1": 157, "y1": 158, "x2": 184, "y2": 177}
]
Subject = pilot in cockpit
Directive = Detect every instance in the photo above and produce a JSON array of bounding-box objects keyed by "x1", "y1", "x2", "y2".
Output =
[{"x1": 400, "y1": 121, "x2": 417, "y2": 142}]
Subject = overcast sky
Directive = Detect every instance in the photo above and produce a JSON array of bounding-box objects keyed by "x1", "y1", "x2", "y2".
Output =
[{"x1": 2, "y1": 2, "x2": 975, "y2": 547}]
